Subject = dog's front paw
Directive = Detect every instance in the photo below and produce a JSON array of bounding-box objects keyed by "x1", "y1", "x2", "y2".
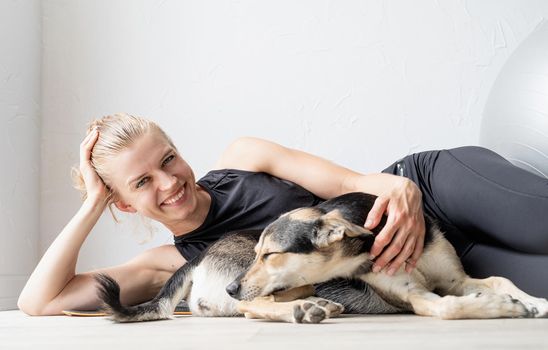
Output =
[
  {"x1": 292, "y1": 298, "x2": 344, "y2": 324},
  {"x1": 292, "y1": 302, "x2": 326, "y2": 323},
  {"x1": 316, "y1": 298, "x2": 345, "y2": 317}
]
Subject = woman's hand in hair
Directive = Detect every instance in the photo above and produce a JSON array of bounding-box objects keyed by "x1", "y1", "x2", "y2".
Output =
[{"x1": 79, "y1": 127, "x2": 109, "y2": 204}]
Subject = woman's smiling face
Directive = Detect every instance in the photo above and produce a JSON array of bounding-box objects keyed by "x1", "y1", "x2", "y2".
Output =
[{"x1": 107, "y1": 130, "x2": 200, "y2": 226}]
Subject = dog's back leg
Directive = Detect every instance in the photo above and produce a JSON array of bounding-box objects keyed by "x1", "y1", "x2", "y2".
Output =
[
  {"x1": 423, "y1": 247, "x2": 548, "y2": 318},
  {"x1": 398, "y1": 240, "x2": 545, "y2": 318},
  {"x1": 447, "y1": 276, "x2": 548, "y2": 318},
  {"x1": 408, "y1": 288, "x2": 534, "y2": 319},
  {"x1": 364, "y1": 272, "x2": 532, "y2": 319},
  {"x1": 95, "y1": 262, "x2": 194, "y2": 322}
]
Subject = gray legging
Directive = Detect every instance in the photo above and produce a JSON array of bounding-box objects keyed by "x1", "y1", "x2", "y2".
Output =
[{"x1": 382, "y1": 146, "x2": 548, "y2": 297}]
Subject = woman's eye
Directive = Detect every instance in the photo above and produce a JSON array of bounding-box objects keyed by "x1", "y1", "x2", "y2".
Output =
[
  {"x1": 136, "y1": 177, "x2": 149, "y2": 188},
  {"x1": 162, "y1": 155, "x2": 175, "y2": 167}
]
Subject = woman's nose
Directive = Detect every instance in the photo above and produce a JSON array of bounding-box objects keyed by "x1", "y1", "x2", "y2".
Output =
[{"x1": 158, "y1": 171, "x2": 177, "y2": 191}]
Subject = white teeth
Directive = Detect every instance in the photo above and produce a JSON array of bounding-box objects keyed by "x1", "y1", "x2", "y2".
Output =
[{"x1": 163, "y1": 187, "x2": 185, "y2": 205}]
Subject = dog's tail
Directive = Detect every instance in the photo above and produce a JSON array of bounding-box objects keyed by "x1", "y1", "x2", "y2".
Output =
[{"x1": 94, "y1": 263, "x2": 193, "y2": 322}]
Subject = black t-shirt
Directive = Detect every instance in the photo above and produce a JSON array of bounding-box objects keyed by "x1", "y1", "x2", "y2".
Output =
[{"x1": 173, "y1": 169, "x2": 324, "y2": 261}]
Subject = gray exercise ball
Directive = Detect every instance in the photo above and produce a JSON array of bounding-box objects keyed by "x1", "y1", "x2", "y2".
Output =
[{"x1": 480, "y1": 22, "x2": 548, "y2": 179}]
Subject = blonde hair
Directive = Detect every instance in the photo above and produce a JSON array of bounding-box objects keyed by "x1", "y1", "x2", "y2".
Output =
[{"x1": 71, "y1": 113, "x2": 175, "y2": 222}]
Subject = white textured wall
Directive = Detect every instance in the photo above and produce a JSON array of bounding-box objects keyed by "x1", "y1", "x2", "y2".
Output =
[
  {"x1": 0, "y1": 0, "x2": 41, "y2": 310},
  {"x1": 40, "y1": 0, "x2": 548, "y2": 272}
]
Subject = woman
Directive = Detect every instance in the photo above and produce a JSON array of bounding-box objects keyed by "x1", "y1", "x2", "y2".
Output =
[{"x1": 17, "y1": 113, "x2": 548, "y2": 316}]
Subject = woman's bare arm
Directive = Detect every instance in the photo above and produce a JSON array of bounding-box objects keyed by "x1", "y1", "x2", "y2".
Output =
[
  {"x1": 28, "y1": 244, "x2": 184, "y2": 316},
  {"x1": 18, "y1": 200, "x2": 184, "y2": 317},
  {"x1": 215, "y1": 137, "x2": 405, "y2": 198},
  {"x1": 17, "y1": 197, "x2": 105, "y2": 315},
  {"x1": 16, "y1": 198, "x2": 184, "y2": 316}
]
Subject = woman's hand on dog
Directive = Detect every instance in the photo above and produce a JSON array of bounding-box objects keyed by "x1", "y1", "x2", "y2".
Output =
[{"x1": 365, "y1": 178, "x2": 425, "y2": 275}]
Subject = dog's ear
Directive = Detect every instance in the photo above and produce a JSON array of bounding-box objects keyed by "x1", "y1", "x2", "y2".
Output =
[{"x1": 312, "y1": 210, "x2": 374, "y2": 248}]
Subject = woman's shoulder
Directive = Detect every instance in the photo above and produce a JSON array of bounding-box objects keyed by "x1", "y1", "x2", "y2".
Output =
[{"x1": 212, "y1": 137, "x2": 283, "y2": 173}]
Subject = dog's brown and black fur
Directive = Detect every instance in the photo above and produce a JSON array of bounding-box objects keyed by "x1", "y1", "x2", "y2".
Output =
[{"x1": 96, "y1": 192, "x2": 548, "y2": 323}]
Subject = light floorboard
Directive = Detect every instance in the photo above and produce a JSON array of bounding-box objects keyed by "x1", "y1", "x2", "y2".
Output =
[{"x1": 1, "y1": 310, "x2": 547, "y2": 349}]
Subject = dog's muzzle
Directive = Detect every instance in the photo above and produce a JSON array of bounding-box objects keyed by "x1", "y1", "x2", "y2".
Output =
[
  {"x1": 226, "y1": 280, "x2": 241, "y2": 299},
  {"x1": 226, "y1": 272, "x2": 246, "y2": 300}
]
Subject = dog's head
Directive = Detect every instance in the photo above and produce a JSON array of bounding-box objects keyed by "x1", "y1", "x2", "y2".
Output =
[{"x1": 226, "y1": 207, "x2": 375, "y2": 301}]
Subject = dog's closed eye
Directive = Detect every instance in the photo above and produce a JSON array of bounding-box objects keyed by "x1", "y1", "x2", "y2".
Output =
[{"x1": 262, "y1": 252, "x2": 279, "y2": 261}]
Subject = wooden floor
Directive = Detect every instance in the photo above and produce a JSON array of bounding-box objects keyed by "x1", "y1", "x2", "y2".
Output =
[{"x1": 1, "y1": 310, "x2": 547, "y2": 349}]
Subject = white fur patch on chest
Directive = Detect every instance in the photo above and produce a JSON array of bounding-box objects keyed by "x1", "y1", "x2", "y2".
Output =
[{"x1": 188, "y1": 264, "x2": 239, "y2": 317}]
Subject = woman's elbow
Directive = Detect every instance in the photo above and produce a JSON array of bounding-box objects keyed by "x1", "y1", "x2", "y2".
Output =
[
  {"x1": 17, "y1": 296, "x2": 49, "y2": 316},
  {"x1": 17, "y1": 300, "x2": 39, "y2": 316}
]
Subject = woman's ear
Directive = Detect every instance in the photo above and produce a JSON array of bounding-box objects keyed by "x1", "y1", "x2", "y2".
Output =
[{"x1": 114, "y1": 200, "x2": 137, "y2": 213}]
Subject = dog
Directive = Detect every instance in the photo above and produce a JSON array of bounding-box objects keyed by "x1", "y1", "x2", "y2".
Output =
[{"x1": 96, "y1": 192, "x2": 548, "y2": 323}]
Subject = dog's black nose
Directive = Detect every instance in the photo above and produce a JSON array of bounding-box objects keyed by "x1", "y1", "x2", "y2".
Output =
[{"x1": 226, "y1": 281, "x2": 241, "y2": 298}]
